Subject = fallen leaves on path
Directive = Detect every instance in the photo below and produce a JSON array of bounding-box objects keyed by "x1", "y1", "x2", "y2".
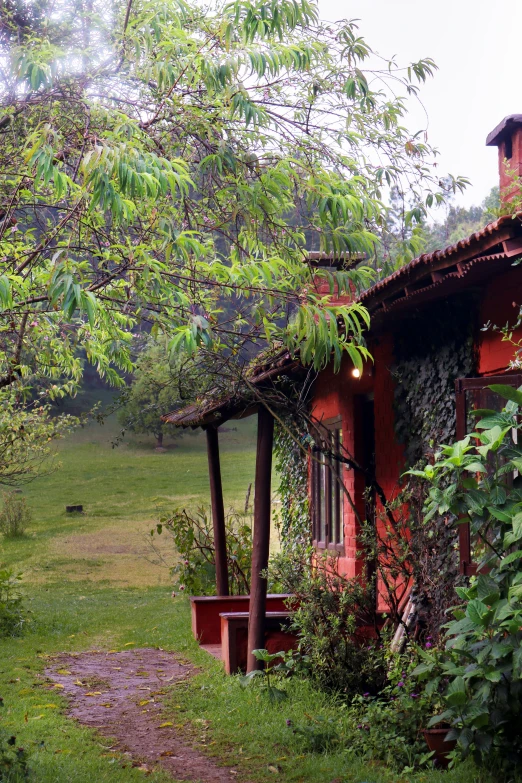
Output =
[{"x1": 46, "y1": 648, "x2": 243, "y2": 783}]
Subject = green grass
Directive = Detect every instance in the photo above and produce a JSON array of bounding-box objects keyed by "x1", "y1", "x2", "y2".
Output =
[{"x1": 0, "y1": 401, "x2": 502, "y2": 782}]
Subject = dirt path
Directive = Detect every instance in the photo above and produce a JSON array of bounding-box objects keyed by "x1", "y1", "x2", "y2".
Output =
[{"x1": 46, "y1": 648, "x2": 239, "y2": 782}]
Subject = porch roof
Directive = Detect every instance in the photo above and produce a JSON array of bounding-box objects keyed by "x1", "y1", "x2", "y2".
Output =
[{"x1": 161, "y1": 349, "x2": 302, "y2": 428}]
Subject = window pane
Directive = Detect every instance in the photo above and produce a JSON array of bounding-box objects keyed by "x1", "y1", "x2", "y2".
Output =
[
  {"x1": 319, "y1": 453, "x2": 326, "y2": 542},
  {"x1": 338, "y1": 428, "x2": 344, "y2": 543},
  {"x1": 330, "y1": 431, "x2": 337, "y2": 543}
]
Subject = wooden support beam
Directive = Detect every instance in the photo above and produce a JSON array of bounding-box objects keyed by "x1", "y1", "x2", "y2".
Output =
[
  {"x1": 206, "y1": 426, "x2": 229, "y2": 596},
  {"x1": 246, "y1": 406, "x2": 274, "y2": 673}
]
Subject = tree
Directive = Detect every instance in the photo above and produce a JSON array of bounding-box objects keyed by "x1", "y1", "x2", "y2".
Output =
[
  {"x1": 421, "y1": 186, "x2": 500, "y2": 253},
  {"x1": 0, "y1": 0, "x2": 467, "y2": 384},
  {"x1": 0, "y1": 0, "x2": 467, "y2": 482},
  {"x1": 0, "y1": 396, "x2": 75, "y2": 485},
  {"x1": 117, "y1": 341, "x2": 194, "y2": 448}
]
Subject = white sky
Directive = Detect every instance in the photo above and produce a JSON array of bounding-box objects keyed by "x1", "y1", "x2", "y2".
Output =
[{"x1": 318, "y1": 0, "x2": 522, "y2": 210}]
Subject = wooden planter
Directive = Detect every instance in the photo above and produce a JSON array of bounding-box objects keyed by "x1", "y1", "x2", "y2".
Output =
[{"x1": 422, "y1": 727, "x2": 456, "y2": 769}]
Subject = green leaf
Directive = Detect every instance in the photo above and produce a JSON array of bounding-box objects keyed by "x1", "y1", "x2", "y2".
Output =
[
  {"x1": 467, "y1": 599, "x2": 493, "y2": 628},
  {"x1": 476, "y1": 575, "x2": 500, "y2": 605},
  {"x1": 488, "y1": 384, "x2": 522, "y2": 406},
  {"x1": 445, "y1": 676, "x2": 468, "y2": 706}
]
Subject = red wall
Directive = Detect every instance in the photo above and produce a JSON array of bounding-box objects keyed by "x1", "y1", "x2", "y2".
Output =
[
  {"x1": 311, "y1": 267, "x2": 522, "y2": 602},
  {"x1": 311, "y1": 335, "x2": 405, "y2": 591},
  {"x1": 478, "y1": 266, "x2": 522, "y2": 374}
]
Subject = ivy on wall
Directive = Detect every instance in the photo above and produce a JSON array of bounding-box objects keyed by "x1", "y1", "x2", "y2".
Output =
[
  {"x1": 390, "y1": 293, "x2": 478, "y2": 637},
  {"x1": 273, "y1": 416, "x2": 310, "y2": 554},
  {"x1": 392, "y1": 294, "x2": 478, "y2": 468}
]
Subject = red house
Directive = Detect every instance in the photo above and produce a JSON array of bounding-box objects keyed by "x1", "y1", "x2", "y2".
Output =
[{"x1": 165, "y1": 114, "x2": 522, "y2": 669}]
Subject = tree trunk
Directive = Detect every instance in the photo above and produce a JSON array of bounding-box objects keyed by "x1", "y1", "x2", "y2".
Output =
[{"x1": 155, "y1": 432, "x2": 163, "y2": 448}]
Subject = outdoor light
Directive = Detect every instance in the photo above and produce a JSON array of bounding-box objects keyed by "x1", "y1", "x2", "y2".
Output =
[{"x1": 351, "y1": 367, "x2": 361, "y2": 378}]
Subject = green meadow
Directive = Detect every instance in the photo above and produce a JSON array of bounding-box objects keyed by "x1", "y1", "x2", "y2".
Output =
[{"x1": 0, "y1": 400, "x2": 500, "y2": 783}]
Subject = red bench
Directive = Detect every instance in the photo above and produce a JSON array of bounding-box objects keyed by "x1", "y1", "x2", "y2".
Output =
[
  {"x1": 190, "y1": 594, "x2": 294, "y2": 645},
  {"x1": 220, "y1": 611, "x2": 298, "y2": 674}
]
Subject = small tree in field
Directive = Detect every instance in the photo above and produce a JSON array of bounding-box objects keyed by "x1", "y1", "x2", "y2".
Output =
[{"x1": 118, "y1": 342, "x2": 191, "y2": 448}]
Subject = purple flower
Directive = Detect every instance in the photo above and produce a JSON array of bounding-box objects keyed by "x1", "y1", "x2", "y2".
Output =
[
  {"x1": 357, "y1": 724, "x2": 363, "y2": 729},
  {"x1": 363, "y1": 692, "x2": 370, "y2": 697},
  {"x1": 425, "y1": 642, "x2": 432, "y2": 649},
  {"x1": 397, "y1": 681, "x2": 404, "y2": 688},
  {"x1": 285, "y1": 719, "x2": 292, "y2": 727},
  {"x1": 410, "y1": 693, "x2": 419, "y2": 699}
]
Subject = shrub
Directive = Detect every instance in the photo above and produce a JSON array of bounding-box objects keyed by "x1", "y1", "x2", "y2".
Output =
[
  {"x1": 0, "y1": 570, "x2": 26, "y2": 638},
  {"x1": 273, "y1": 552, "x2": 386, "y2": 695},
  {"x1": 0, "y1": 492, "x2": 30, "y2": 538},
  {"x1": 151, "y1": 505, "x2": 252, "y2": 595},
  {"x1": 346, "y1": 644, "x2": 443, "y2": 773},
  {"x1": 410, "y1": 384, "x2": 522, "y2": 770}
]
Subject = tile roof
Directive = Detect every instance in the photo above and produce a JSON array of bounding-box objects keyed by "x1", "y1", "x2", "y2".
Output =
[{"x1": 358, "y1": 211, "x2": 522, "y2": 314}]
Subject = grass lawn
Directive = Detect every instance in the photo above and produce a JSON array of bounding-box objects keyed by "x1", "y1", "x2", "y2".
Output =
[{"x1": 0, "y1": 399, "x2": 503, "y2": 782}]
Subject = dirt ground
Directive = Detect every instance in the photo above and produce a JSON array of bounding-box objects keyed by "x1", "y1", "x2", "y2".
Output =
[{"x1": 46, "y1": 648, "x2": 240, "y2": 782}]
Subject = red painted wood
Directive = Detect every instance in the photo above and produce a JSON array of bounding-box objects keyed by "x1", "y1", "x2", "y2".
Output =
[{"x1": 190, "y1": 594, "x2": 292, "y2": 645}]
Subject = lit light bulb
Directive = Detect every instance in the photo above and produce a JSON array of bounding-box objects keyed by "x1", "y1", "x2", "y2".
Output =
[{"x1": 352, "y1": 367, "x2": 361, "y2": 378}]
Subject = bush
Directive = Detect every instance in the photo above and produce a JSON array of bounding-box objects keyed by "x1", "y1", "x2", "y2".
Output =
[
  {"x1": 150, "y1": 505, "x2": 252, "y2": 595},
  {"x1": 0, "y1": 492, "x2": 30, "y2": 538},
  {"x1": 410, "y1": 384, "x2": 522, "y2": 770},
  {"x1": 0, "y1": 570, "x2": 26, "y2": 638},
  {"x1": 346, "y1": 644, "x2": 443, "y2": 773},
  {"x1": 272, "y1": 552, "x2": 386, "y2": 695}
]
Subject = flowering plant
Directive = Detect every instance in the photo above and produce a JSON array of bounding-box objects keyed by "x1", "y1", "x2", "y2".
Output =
[{"x1": 345, "y1": 643, "x2": 444, "y2": 773}]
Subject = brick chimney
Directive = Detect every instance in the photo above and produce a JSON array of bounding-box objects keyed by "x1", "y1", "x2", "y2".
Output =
[{"x1": 486, "y1": 114, "x2": 522, "y2": 203}]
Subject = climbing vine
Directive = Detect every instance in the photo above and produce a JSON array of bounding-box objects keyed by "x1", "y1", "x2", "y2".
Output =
[
  {"x1": 392, "y1": 295, "x2": 478, "y2": 468},
  {"x1": 273, "y1": 417, "x2": 310, "y2": 554},
  {"x1": 390, "y1": 294, "x2": 478, "y2": 636}
]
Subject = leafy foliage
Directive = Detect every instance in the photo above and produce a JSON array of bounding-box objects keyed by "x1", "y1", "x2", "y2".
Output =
[
  {"x1": 346, "y1": 644, "x2": 442, "y2": 773},
  {"x1": 239, "y1": 648, "x2": 288, "y2": 703},
  {"x1": 117, "y1": 341, "x2": 199, "y2": 448},
  {"x1": 389, "y1": 296, "x2": 476, "y2": 637},
  {"x1": 0, "y1": 0, "x2": 467, "y2": 407},
  {"x1": 274, "y1": 552, "x2": 386, "y2": 695},
  {"x1": 410, "y1": 386, "x2": 522, "y2": 769},
  {"x1": 273, "y1": 413, "x2": 310, "y2": 554},
  {"x1": 0, "y1": 397, "x2": 76, "y2": 486},
  {"x1": 0, "y1": 491, "x2": 31, "y2": 537},
  {"x1": 151, "y1": 505, "x2": 252, "y2": 595},
  {"x1": 0, "y1": 569, "x2": 26, "y2": 638}
]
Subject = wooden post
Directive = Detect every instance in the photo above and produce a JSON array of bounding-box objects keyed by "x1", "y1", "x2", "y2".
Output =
[
  {"x1": 246, "y1": 406, "x2": 274, "y2": 673},
  {"x1": 206, "y1": 425, "x2": 229, "y2": 596}
]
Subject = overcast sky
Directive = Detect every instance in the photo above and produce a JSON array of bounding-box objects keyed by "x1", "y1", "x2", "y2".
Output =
[{"x1": 318, "y1": 0, "x2": 521, "y2": 210}]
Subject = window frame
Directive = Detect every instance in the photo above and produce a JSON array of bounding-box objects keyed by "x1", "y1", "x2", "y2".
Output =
[
  {"x1": 311, "y1": 416, "x2": 345, "y2": 553},
  {"x1": 455, "y1": 373, "x2": 522, "y2": 575}
]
